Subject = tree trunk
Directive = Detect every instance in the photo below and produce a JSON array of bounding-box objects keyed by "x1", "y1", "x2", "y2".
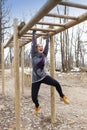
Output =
[{"x1": 0, "y1": 0, "x2": 2, "y2": 69}]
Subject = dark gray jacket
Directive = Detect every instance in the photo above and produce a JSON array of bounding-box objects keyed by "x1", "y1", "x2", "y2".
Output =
[{"x1": 31, "y1": 31, "x2": 49, "y2": 83}]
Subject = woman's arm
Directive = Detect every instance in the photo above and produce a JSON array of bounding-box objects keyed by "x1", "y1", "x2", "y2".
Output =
[
  {"x1": 43, "y1": 34, "x2": 50, "y2": 57},
  {"x1": 31, "y1": 30, "x2": 37, "y2": 58}
]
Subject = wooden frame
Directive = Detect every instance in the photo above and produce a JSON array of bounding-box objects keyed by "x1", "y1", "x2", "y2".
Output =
[{"x1": 2, "y1": 0, "x2": 87, "y2": 128}]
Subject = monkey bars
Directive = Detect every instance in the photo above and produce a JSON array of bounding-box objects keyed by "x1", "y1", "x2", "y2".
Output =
[
  {"x1": 4, "y1": 0, "x2": 87, "y2": 48},
  {"x1": 2, "y1": 0, "x2": 87, "y2": 129}
]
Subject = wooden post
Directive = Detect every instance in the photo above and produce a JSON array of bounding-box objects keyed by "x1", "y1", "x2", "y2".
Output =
[
  {"x1": 29, "y1": 58, "x2": 32, "y2": 87},
  {"x1": 11, "y1": 56, "x2": 14, "y2": 76},
  {"x1": 13, "y1": 18, "x2": 20, "y2": 130},
  {"x1": 50, "y1": 35, "x2": 56, "y2": 123},
  {"x1": 21, "y1": 46, "x2": 24, "y2": 94},
  {"x1": 1, "y1": 44, "x2": 5, "y2": 95}
]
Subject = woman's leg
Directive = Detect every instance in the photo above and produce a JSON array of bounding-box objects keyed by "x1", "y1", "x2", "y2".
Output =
[
  {"x1": 32, "y1": 82, "x2": 41, "y2": 107},
  {"x1": 42, "y1": 75, "x2": 70, "y2": 104},
  {"x1": 42, "y1": 75, "x2": 64, "y2": 98}
]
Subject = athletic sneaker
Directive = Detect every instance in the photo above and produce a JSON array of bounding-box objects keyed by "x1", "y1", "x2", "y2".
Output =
[
  {"x1": 60, "y1": 96, "x2": 70, "y2": 104},
  {"x1": 34, "y1": 106, "x2": 41, "y2": 114}
]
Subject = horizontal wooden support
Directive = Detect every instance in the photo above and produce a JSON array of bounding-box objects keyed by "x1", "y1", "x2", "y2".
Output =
[
  {"x1": 20, "y1": 39, "x2": 32, "y2": 42},
  {"x1": 22, "y1": 35, "x2": 32, "y2": 38},
  {"x1": 19, "y1": 31, "x2": 48, "y2": 47},
  {"x1": 59, "y1": 1, "x2": 87, "y2": 9},
  {"x1": 20, "y1": 40, "x2": 31, "y2": 47},
  {"x1": 4, "y1": 36, "x2": 13, "y2": 48},
  {"x1": 4, "y1": 0, "x2": 62, "y2": 48},
  {"x1": 24, "y1": 32, "x2": 47, "y2": 36},
  {"x1": 19, "y1": 0, "x2": 62, "y2": 36},
  {"x1": 4, "y1": 0, "x2": 87, "y2": 49},
  {"x1": 51, "y1": 12, "x2": 87, "y2": 36},
  {"x1": 31, "y1": 27, "x2": 56, "y2": 32},
  {"x1": 46, "y1": 13, "x2": 78, "y2": 20},
  {"x1": 20, "y1": 32, "x2": 48, "y2": 47},
  {"x1": 23, "y1": 33, "x2": 47, "y2": 37},
  {"x1": 37, "y1": 21, "x2": 65, "y2": 27},
  {"x1": 19, "y1": 37, "x2": 32, "y2": 42},
  {"x1": 8, "y1": 43, "x2": 13, "y2": 48},
  {"x1": 23, "y1": 32, "x2": 32, "y2": 36}
]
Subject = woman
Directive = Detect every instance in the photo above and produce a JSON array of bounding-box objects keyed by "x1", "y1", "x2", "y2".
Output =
[{"x1": 31, "y1": 30, "x2": 70, "y2": 114}]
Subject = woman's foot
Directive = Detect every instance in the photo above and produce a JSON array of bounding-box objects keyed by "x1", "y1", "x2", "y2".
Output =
[
  {"x1": 34, "y1": 106, "x2": 41, "y2": 114},
  {"x1": 60, "y1": 96, "x2": 70, "y2": 104}
]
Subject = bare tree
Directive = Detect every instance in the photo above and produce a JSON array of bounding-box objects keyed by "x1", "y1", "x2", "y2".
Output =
[
  {"x1": 0, "y1": 0, "x2": 10, "y2": 69},
  {"x1": 56, "y1": 5, "x2": 87, "y2": 71},
  {"x1": 0, "y1": 0, "x2": 2, "y2": 69},
  {"x1": 56, "y1": 5, "x2": 70, "y2": 72},
  {"x1": 74, "y1": 25, "x2": 87, "y2": 67}
]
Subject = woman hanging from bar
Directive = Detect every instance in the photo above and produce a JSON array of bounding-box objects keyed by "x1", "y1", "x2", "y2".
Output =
[{"x1": 31, "y1": 30, "x2": 70, "y2": 114}]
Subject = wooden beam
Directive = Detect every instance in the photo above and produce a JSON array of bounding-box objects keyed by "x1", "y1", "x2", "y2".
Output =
[
  {"x1": 19, "y1": 32, "x2": 48, "y2": 47},
  {"x1": 31, "y1": 27, "x2": 56, "y2": 32},
  {"x1": 46, "y1": 13, "x2": 78, "y2": 20},
  {"x1": 21, "y1": 46, "x2": 24, "y2": 94},
  {"x1": 50, "y1": 34, "x2": 56, "y2": 123},
  {"x1": 37, "y1": 21, "x2": 65, "y2": 27},
  {"x1": 50, "y1": 12, "x2": 87, "y2": 36},
  {"x1": 25, "y1": 32, "x2": 47, "y2": 36},
  {"x1": 4, "y1": 0, "x2": 62, "y2": 48},
  {"x1": 1, "y1": 44, "x2": 5, "y2": 95},
  {"x1": 4, "y1": 1, "x2": 87, "y2": 48},
  {"x1": 4, "y1": 36, "x2": 13, "y2": 48},
  {"x1": 19, "y1": 0, "x2": 62, "y2": 36},
  {"x1": 22, "y1": 35, "x2": 32, "y2": 38},
  {"x1": 13, "y1": 18, "x2": 20, "y2": 130},
  {"x1": 19, "y1": 11, "x2": 87, "y2": 47},
  {"x1": 59, "y1": 1, "x2": 87, "y2": 9},
  {"x1": 19, "y1": 37, "x2": 32, "y2": 42}
]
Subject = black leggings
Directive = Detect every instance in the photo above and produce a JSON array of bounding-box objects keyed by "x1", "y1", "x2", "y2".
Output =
[{"x1": 32, "y1": 75, "x2": 64, "y2": 107}]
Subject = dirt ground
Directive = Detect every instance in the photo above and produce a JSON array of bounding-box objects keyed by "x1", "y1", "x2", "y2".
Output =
[{"x1": 0, "y1": 69, "x2": 87, "y2": 130}]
